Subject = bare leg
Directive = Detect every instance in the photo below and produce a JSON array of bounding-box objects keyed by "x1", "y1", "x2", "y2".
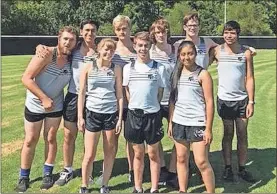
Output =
[
  {"x1": 174, "y1": 139, "x2": 190, "y2": 192},
  {"x1": 132, "y1": 143, "x2": 145, "y2": 190},
  {"x1": 147, "y1": 142, "x2": 160, "y2": 191},
  {"x1": 222, "y1": 119, "x2": 235, "y2": 166},
  {"x1": 21, "y1": 119, "x2": 43, "y2": 169},
  {"x1": 101, "y1": 129, "x2": 117, "y2": 186},
  {"x1": 43, "y1": 117, "x2": 62, "y2": 164},
  {"x1": 63, "y1": 121, "x2": 78, "y2": 167},
  {"x1": 235, "y1": 118, "x2": 248, "y2": 166},
  {"x1": 81, "y1": 130, "x2": 101, "y2": 187},
  {"x1": 192, "y1": 141, "x2": 215, "y2": 193}
]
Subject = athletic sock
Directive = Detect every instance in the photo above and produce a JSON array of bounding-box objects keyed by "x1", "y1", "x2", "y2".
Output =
[
  {"x1": 20, "y1": 168, "x2": 30, "y2": 178},
  {"x1": 239, "y1": 165, "x2": 245, "y2": 172},
  {"x1": 64, "y1": 166, "x2": 73, "y2": 174},
  {"x1": 43, "y1": 163, "x2": 54, "y2": 175},
  {"x1": 161, "y1": 166, "x2": 167, "y2": 172},
  {"x1": 225, "y1": 165, "x2": 232, "y2": 169}
]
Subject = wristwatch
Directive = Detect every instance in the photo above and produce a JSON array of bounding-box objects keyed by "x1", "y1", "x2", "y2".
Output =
[{"x1": 248, "y1": 100, "x2": 255, "y2": 105}]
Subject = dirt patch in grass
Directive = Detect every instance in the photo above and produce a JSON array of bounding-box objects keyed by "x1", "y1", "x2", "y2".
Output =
[{"x1": 1, "y1": 139, "x2": 23, "y2": 157}]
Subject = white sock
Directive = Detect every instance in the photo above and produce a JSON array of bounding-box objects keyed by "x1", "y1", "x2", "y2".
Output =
[
  {"x1": 150, "y1": 188, "x2": 158, "y2": 193},
  {"x1": 64, "y1": 166, "x2": 73, "y2": 173},
  {"x1": 135, "y1": 187, "x2": 143, "y2": 192},
  {"x1": 44, "y1": 162, "x2": 54, "y2": 166}
]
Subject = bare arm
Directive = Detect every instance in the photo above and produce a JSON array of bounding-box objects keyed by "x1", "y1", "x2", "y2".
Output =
[
  {"x1": 158, "y1": 87, "x2": 164, "y2": 103},
  {"x1": 245, "y1": 50, "x2": 255, "y2": 118},
  {"x1": 124, "y1": 87, "x2": 130, "y2": 103},
  {"x1": 77, "y1": 63, "x2": 91, "y2": 132},
  {"x1": 199, "y1": 70, "x2": 214, "y2": 145},
  {"x1": 167, "y1": 99, "x2": 175, "y2": 138},
  {"x1": 22, "y1": 53, "x2": 53, "y2": 111},
  {"x1": 208, "y1": 45, "x2": 219, "y2": 66},
  {"x1": 114, "y1": 65, "x2": 123, "y2": 134},
  {"x1": 35, "y1": 45, "x2": 55, "y2": 59}
]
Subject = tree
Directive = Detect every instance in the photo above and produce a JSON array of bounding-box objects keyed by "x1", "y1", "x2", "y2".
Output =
[{"x1": 216, "y1": 1, "x2": 274, "y2": 36}]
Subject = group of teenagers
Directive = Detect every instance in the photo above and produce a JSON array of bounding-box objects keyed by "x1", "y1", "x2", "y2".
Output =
[{"x1": 15, "y1": 12, "x2": 256, "y2": 193}]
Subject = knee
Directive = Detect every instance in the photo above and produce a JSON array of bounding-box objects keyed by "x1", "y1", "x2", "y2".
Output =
[
  {"x1": 134, "y1": 150, "x2": 145, "y2": 161},
  {"x1": 195, "y1": 159, "x2": 209, "y2": 171},
  {"x1": 46, "y1": 133, "x2": 57, "y2": 145},
  {"x1": 148, "y1": 149, "x2": 159, "y2": 162},
  {"x1": 64, "y1": 131, "x2": 77, "y2": 144},
  {"x1": 176, "y1": 154, "x2": 187, "y2": 165},
  {"x1": 24, "y1": 136, "x2": 39, "y2": 148}
]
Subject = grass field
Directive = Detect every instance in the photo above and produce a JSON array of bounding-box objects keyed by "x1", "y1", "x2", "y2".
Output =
[{"x1": 1, "y1": 50, "x2": 276, "y2": 193}]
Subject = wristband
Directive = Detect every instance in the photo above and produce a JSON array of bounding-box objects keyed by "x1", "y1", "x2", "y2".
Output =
[{"x1": 248, "y1": 100, "x2": 255, "y2": 105}]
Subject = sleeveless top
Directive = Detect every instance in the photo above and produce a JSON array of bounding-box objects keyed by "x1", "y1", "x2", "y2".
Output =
[
  {"x1": 86, "y1": 61, "x2": 118, "y2": 114},
  {"x1": 25, "y1": 48, "x2": 72, "y2": 113},
  {"x1": 150, "y1": 45, "x2": 176, "y2": 106},
  {"x1": 172, "y1": 66, "x2": 206, "y2": 126},
  {"x1": 217, "y1": 44, "x2": 248, "y2": 101}
]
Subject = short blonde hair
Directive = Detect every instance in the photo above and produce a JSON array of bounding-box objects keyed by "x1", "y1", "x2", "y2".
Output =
[
  {"x1": 97, "y1": 38, "x2": 117, "y2": 53},
  {"x1": 112, "y1": 15, "x2": 131, "y2": 28}
]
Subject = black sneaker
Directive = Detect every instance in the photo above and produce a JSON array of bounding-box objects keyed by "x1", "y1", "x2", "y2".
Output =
[
  {"x1": 128, "y1": 170, "x2": 134, "y2": 183},
  {"x1": 40, "y1": 173, "x2": 54, "y2": 190},
  {"x1": 222, "y1": 168, "x2": 234, "y2": 182},
  {"x1": 79, "y1": 186, "x2": 89, "y2": 193},
  {"x1": 14, "y1": 177, "x2": 30, "y2": 192},
  {"x1": 55, "y1": 169, "x2": 73, "y2": 186},
  {"x1": 238, "y1": 170, "x2": 256, "y2": 183},
  {"x1": 132, "y1": 188, "x2": 144, "y2": 193},
  {"x1": 158, "y1": 168, "x2": 168, "y2": 185},
  {"x1": 166, "y1": 173, "x2": 179, "y2": 189}
]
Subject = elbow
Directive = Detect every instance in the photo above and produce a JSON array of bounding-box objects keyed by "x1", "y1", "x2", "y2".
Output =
[{"x1": 21, "y1": 75, "x2": 29, "y2": 87}]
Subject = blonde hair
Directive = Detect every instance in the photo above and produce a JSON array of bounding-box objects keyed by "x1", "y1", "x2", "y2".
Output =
[
  {"x1": 113, "y1": 15, "x2": 131, "y2": 28},
  {"x1": 97, "y1": 38, "x2": 117, "y2": 53},
  {"x1": 149, "y1": 18, "x2": 171, "y2": 44},
  {"x1": 133, "y1": 31, "x2": 151, "y2": 44}
]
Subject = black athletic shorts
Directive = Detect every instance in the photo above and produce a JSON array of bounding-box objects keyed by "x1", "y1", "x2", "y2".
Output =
[
  {"x1": 85, "y1": 109, "x2": 118, "y2": 132},
  {"x1": 217, "y1": 96, "x2": 248, "y2": 119},
  {"x1": 24, "y1": 106, "x2": 63, "y2": 122},
  {"x1": 63, "y1": 92, "x2": 78, "y2": 122},
  {"x1": 160, "y1": 105, "x2": 169, "y2": 120},
  {"x1": 124, "y1": 109, "x2": 164, "y2": 145},
  {"x1": 172, "y1": 122, "x2": 205, "y2": 142}
]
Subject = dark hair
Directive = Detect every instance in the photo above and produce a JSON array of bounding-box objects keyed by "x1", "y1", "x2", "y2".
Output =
[
  {"x1": 222, "y1": 20, "x2": 241, "y2": 35},
  {"x1": 76, "y1": 19, "x2": 99, "y2": 49},
  {"x1": 79, "y1": 18, "x2": 99, "y2": 30},
  {"x1": 169, "y1": 40, "x2": 197, "y2": 104},
  {"x1": 183, "y1": 12, "x2": 200, "y2": 36}
]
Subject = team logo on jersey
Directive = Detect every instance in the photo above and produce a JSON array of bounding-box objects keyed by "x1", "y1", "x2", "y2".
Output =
[
  {"x1": 188, "y1": 76, "x2": 195, "y2": 81},
  {"x1": 238, "y1": 57, "x2": 243, "y2": 61},
  {"x1": 197, "y1": 49, "x2": 206, "y2": 54},
  {"x1": 107, "y1": 71, "x2": 114, "y2": 76},
  {"x1": 148, "y1": 73, "x2": 157, "y2": 80}
]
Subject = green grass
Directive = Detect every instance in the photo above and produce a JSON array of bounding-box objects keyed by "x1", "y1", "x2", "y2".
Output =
[{"x1": 1, "y1": 50, "x2": 276, "y2": 193}]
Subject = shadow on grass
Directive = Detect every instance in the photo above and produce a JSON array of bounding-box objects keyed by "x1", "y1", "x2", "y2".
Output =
[
  {"x1": 28, "y1": 148, "x2": 276, "y2": 193},
  {"x1": 171, "y1": 148, "x2": 276, "y2": 193}
]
